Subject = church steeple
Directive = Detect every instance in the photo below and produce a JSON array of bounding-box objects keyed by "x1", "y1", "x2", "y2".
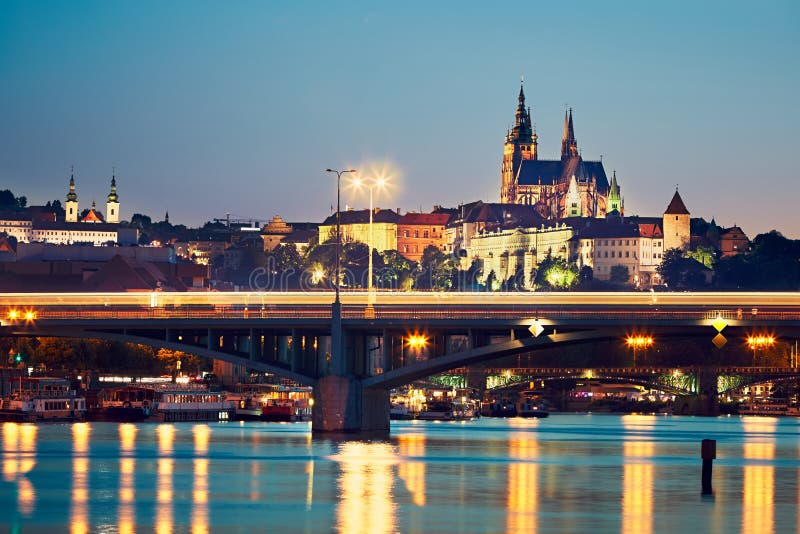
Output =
[
  {"x1": 106, "y1": 169, "x2": 120, "y2": 223},
  {"x1": 608, "y1": 170, "x2": 622, "y2": 214},
  {"x1": 65, "y1": 167, "x2": 79, "y2": 222},
  {"x1": 561, "y1": 108, "x2": 579, "y2": 160},
  {"x1": 501, "y1": 80, "x2": 537, "y2": 203}
]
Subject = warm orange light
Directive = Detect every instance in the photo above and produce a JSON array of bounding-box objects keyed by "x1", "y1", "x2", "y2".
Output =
[
  {"x1": 626, "y1": 336, "x2": 654, "y2": 347},
  {"x1": 23, "y1": 310, "x2": 35, "y2": 321},
  {"x1": 747, "y1": 335, "x2": 775, "y2": 348},
  {"x1": 407, "y1": 334, "x2": 428, "y2": 350},
  {"x1": 7, "y1": 310, "x2": 18, "y2": 320}
]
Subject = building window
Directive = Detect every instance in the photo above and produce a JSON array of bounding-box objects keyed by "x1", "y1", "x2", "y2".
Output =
[
  {"x1": 414, "y1": 231, "x2": 419, "y2": 238},
  {"x1": 423, "y1": 230, "x2": 429, "y2": 238},
  {"x1": 403, "y1": 230, "x2": 409, "y2": 238},
  {"x1": 675, "y1": 216, "x2": 679, "y2": 221},
  {"x1": 604, "y1": 251, "x2": 608, "y2": 258},
  {"x1": 625, "y1": 251, "x2": 629, "y2": 258}
]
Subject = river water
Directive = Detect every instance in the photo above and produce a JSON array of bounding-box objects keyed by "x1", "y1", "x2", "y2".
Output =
[{"x1": 1, "y1": 415, "x2": 798, "y2": 533}]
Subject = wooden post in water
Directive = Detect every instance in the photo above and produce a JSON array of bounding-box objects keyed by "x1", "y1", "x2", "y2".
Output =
[{"x1": 701, "y1": 439, "x2": 716, "y2": 495}]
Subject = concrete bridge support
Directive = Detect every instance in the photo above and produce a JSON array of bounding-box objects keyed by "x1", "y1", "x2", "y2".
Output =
[
  {"x1": 312, "y1": 375, "x2": 390, "y2": 433},
  {"x1": 674, "y1": 367, "x2": 720, "y2": 416}
]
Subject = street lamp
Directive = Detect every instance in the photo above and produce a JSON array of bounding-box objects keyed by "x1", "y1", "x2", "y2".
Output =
[
  {"x1": 746, "y1": 335, "x2": 775, "y2": 366},
  {"x1": 352, "y1": 176, "x2": 388, "y2": 311},
  {"x1": 325, "y1": 168, "x2": 355, "y2": 376},
  {"x1": 626, "y1": 335, "x2": 653, "y2": 367}
]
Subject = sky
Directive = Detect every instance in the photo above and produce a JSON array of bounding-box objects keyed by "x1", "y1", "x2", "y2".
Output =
[{"x1": 1, "y1": 1, "x2": 798, "y2": 237}]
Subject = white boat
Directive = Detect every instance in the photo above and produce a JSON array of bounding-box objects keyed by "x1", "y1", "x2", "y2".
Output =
[
  {"x1": 0, "y1": 377, "x2": 86, "y2": 422},
  {"x1": 149, "y1": 384, "x2": 235, "y2": 422},
  {"x1": 739, "y1": 400, "x2": 789, "y2": 416},
  {"x1": 517, "y1": 397, "x2": 549, "y2": 418},
  {"x1": 417, "y1": 401, "x2": 455, "y2": 421}
]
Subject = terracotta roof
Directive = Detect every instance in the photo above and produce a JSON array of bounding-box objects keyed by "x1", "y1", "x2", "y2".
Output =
[
  {"x1": 398, "y1": 213, "x2": 452, "y2": 225},
  {"x1": 638, "y1": 223, "x2": 663, "y2": 238},
  {"x1": 82, "y1": 255, "x2": 187, "y2": 292},
  {"x1": 665, "y1": 191, "x2": 689, "y2": 215}
]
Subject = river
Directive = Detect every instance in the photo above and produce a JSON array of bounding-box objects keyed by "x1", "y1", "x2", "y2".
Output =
[{"x1": 1, "y1": 415, "x2": 798, "y2": 533}]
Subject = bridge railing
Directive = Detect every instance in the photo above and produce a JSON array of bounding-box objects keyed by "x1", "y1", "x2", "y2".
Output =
[{"x1": 4, "y1": 305, "x2": 800, "y2": 323}]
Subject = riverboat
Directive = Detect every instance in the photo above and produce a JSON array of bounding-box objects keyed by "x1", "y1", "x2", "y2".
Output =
[
  {"x1": 739, "y1": 400, "x2": 789, "y2": 416},
  {"x1": 92, "y1": 386, "x2": 157, "y2": 422},
  {"x1": 0, "y1": 377, "x2": 87, "y2": 422},
  {"x1": 390, "y1": 402, "x2": 415, "y2": 420},
  {"x1": 517, "y1": 397, "x2": 550, "y2": 418},
  {"x1": 149, "y1": 385, "x2": 235, "y2": 422},
  {"x1": 417, "y1": 401, "x2": 455, "y2": 421},
  {"x1": 231, "y1": 383, "x2": 313, "y2": 422}
]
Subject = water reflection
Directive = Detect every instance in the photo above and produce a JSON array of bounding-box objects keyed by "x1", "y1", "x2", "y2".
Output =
[
  {"x1": 621, "y1": 415, "x2": 655, "y2": 534},
  {"x1": 193, "y1": 425, "x2": 210, "y2": 534},
  {"x1": 305, "y1": 434, "x2": 314, "y2": 511},
  {"x1": 71, "y1": 423, "x2": 90, "y2": 534},
  {"x1": 157, "y1": 425, "x2": 175, "y2": 534},
  {"x1": 507, "y1": 431, "x2": 538, "y2": 533},
  {"x1": 118, "y1": 424, "x2": 137, "y2": 534},
  {"x1": 332, "y1": 442, "x2": 397, "y2": 534},
  {"x1": 742, "y1": 417, "x2": 776, "y2": 533},
  {"x1": 2, "y1": 423, "x2": 37, "y2": 516},
  {"x1": 398, "y1": 434, "x2": 426, "y2": 506}
]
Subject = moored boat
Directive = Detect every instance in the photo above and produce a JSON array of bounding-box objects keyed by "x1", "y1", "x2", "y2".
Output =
[{"x1": 0, "y1": 377, "x2": 86, "y2": 422}]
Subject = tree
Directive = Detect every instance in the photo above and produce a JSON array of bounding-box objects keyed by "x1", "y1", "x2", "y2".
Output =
[
  {"x1": 687, "y1": 245, "x2": 716, "y2": 269},
  {"x1": 416, "y1": 245, "x2": 457, "y2": 290},
  {"x1": 609, "y1": 265, "x2": 630, "y2": 285},
  {"x1": 533, "y1": 257, "x2": 579, "y2": 290},
  {"x1": 657, "y1": 248, "x2": 685, "y2": 288},
  {"x1": 379, "y1": 250, "x2": 414, "y2": 290}
]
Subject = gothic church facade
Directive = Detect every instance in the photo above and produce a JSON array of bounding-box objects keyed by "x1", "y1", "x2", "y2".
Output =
[{"x1": 500, "y1": 84, "x2": 621, "y2": 220}]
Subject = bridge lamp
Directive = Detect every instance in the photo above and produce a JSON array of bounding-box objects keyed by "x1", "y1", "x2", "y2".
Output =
[
  {"x1": 407, "y1": 334, "x2": 428, "y2": 350},
  {"x1": 351, "y1": 174, "x2": 389, "y2": 310},
  {"x1": 746, "y1": 335, "x2": 775, "y2": 366},
  {"x1": 626, "y1": 335, "x2": 653, "y2": 367},
  {"x1": 7, "y1": 309, "x2": 18, "y2": 321},
  {"x1": 24, "y1": 310, "x2": 36, "y2": 322}
]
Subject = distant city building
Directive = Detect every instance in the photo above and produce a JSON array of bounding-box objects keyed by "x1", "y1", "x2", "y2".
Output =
[
  {"x1": 663, "y1": 189, "x2": 691, "y2": 251},
  {"x1": 0, "y1": 171, "x2": 136, "y2": 245},
  {"x1": 319, "y1": 208, "x2": 400, "y2": 252},
  {"x1": 260, "y1": 216, "x2": 318, "y2": 254},
  {"x1": 396, "y1": 211, "x2": 451, "y2": 262},
  {"x1": 719, "y1": 226, "x2": 749, "y2": 258},
  {"x1": 500, "y1": 83, "x2": 618, "y2": 220}
]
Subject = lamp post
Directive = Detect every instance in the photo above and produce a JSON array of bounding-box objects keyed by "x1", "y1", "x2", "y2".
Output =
[
  {"x1": 626, "y1": 335, "x2": 653, "y2": 367},
  {"x1": 352, "y1": 176, "x2": 387, "y2": 314},
  {"x1": 325, "y1": 168, "x2": 355, "y2": 375}
]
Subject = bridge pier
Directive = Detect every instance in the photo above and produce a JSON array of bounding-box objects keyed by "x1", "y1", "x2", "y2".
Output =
[{"x1": 312, "y1": 375, "x2": 390, "y2": 434}]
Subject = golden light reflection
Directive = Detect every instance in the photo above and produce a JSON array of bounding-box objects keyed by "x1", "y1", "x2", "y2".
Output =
[
  {"x1": 742, "y1": 417, "x2": 775, "y2": 534},
  {"x1": 3, "y1": 423, "x2": 38, "y2": 516},
  {"x1": 118, "y1": 424, "x2": 137, "y2": 534},
  {"x1": 398, "y1": 434, "x2": 426, "y2": 506},
  {"x1": 507, "y1": 432, "x2": 538, "y2": 533},
  {"x1": 157, "y1": 425, "x2": 175, "y2": 534},
  {"x1": 305, "y1": 461, "x2": 315, "y2": 511},
  {"x1": 250, "y1": 461, "x2": 260, "y2": 501},
  {"x1": 193, "y1": 425, "x2": 210, "y2": 534},
  {"x1": 71, "y1": 423, "x2": 90, "y2": 534},
  {"x1": 332, "y1": 442, "x2": 397, "y2": 534},
  {"x1": 2, "y1": 422, "x2": 20, "y2": 482},
  {"x1": 621, "y1": 415, "x2": 655, "y2": 534}
]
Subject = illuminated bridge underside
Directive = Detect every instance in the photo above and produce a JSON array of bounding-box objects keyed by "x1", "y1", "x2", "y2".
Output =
[{"x1": 436, "y1": 367, "x2": 800, "y2": 396}]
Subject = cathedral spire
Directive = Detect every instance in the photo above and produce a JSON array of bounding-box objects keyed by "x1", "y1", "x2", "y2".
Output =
[{"x1": 561, "y1": 108, "x2": 579, "y2": 160}]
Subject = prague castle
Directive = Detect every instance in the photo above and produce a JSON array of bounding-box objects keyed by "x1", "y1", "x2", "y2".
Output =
[{"x1": 500, "y1": 84, "x2": 621, "y2": 219}]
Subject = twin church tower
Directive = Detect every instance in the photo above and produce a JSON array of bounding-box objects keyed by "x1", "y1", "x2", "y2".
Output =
[
  {"x1": 65, "y1": 170, "x2": 120, "y2": 224},
  {"x1": 500, "y1": 83, "x2": 621, "y2": 219}
]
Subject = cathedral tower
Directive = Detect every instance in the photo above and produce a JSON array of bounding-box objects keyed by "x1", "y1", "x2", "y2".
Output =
[
  {"x1": 65, "y1": 170, "x2": 79, "y2": 223},
  {"x1": 106, "y1": 171, "x2": 120, "y2": 223},
  {"x1": 501, "y1": 82, "x2": 536, "y2": 203},
  {"x1": 560, "y1": 108, "x2": 579, "y2": 160}
]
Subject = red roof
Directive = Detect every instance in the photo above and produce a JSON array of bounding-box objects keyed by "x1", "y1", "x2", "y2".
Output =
[
  {"x1": 665, "y1": 191, "x2": 689, "y2": 215},
  {"x1": 398, "y1": 212, "x2": 451, "y2": 225},
  {"x1": 638, "y1": 223, "x2": 663, "y2": 238}
]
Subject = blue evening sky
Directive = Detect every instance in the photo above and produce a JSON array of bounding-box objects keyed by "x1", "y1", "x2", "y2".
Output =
[{"x1": 1, "y1": 1, "x2": 798, "y2": 237}]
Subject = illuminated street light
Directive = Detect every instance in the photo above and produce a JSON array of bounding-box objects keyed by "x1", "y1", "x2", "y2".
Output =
[
  {"x1": 24, "y1": 310, "x2": 36, "y2": 321},
  {"x1": 352, "y1": 175, "x2": 389, "y2": 313},
  {"x1": 746, "y1": 335, "x2": 775, "y2": 366},
  {"x1": 407, "y1": 334, "x2": 428, "y2": 350},
  {"x1": 626, "y1": 335, "x2": 654, "y2": 367},
  {"x1": 325, "y1": 168, "x2": 356, "y2": 376}
]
